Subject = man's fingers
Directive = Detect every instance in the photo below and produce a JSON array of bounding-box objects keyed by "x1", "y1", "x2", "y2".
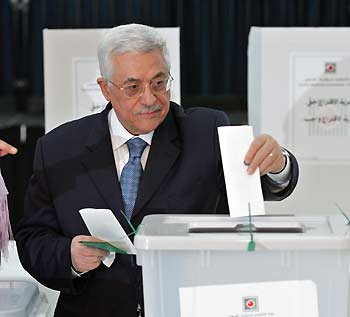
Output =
[
  {"x1": 246, "y1": 141, "x2": 275, "y2": 174},
  {"x1": 80, "y1": 247, "x2": 109, "y2": 258},
  {"x1": 71, "y1": 235, "x2": 109, "y2": 273},
  {"x1": 75, "y1": 239, "x2": 109, "y2": 257},
  {"x1": 74, "y1": 258, "x2": 102, "y2": 273},
  {"x1": 75, "y1": 236, "x2": 109, "y2": 257},
  {"x1": 245, "y1": 135, "x2": 284, "y2": 175},
  {"x1": 244, "y1": 135, "x2": 267, "y2": 165},
  {"x1": 82, "y1": 255, "x2": 105, "y2": 264},
  {"x1": 257, "y1": 147, "x2": 279, "y2": 175},
  {"x1": 247, "y1": 146, "x2": 274, "y2": 174}
]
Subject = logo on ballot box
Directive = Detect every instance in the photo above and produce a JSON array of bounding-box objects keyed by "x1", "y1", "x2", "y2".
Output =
[
  {"x1": 325, "y1": 62, "x2": 336, "y2": 73},
  {"x1": 243, "y1": 296, "x2": 258, "y2": 312}
]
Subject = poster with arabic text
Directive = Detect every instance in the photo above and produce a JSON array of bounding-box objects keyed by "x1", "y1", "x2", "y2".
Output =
[{"x1": 290, "y1": 52, "x2": 350, "y2": 160}]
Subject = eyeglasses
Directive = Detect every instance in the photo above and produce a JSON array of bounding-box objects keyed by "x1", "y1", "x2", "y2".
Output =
[{"x1": 107, "y1": 74, "x2": 173, "y2": 99}]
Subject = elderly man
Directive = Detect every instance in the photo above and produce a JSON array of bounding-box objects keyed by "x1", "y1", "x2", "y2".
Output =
[{"x1": 15, "y1": 24, "x2": 298, "y2": 316}]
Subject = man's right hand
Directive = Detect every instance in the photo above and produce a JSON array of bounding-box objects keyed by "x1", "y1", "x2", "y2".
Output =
[{"x1": 71, "y1": 235, "x2": 109, "y2": 273}]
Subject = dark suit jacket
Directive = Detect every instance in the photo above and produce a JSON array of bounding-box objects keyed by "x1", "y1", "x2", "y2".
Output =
[{"x1": 15, "y1": 102, "x2": 298, "y2": 317}]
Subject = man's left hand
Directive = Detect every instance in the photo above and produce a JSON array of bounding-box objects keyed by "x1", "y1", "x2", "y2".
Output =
[{"x1": 244, "y1": 134, "x2": 285, "y2": 176}]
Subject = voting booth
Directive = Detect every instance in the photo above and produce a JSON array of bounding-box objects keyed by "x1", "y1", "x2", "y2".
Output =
[
  {"x1": 248, "y1": 27, "x2": 350, "y2": 215},
  {"x1": 135, "y1": 214, "x2": 350, "y2": 317}
]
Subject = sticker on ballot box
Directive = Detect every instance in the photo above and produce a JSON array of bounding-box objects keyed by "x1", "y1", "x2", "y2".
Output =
[{"x1": 179, "y1": 280, "x2": 318, "y2": 317}]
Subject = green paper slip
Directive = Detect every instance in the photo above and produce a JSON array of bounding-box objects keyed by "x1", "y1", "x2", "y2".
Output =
[{"x1": 79, "y1": 241, "x2": 128, "y2": 254}]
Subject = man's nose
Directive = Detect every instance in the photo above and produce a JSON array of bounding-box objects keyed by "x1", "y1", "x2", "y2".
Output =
[{"x1": 139, "y1": 85, "x2": 157, "y2": 105}]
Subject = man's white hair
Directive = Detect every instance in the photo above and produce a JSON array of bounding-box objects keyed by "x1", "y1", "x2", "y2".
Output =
[{"x1": 97, "y1": 23, "x2": 171, "y2": 80}]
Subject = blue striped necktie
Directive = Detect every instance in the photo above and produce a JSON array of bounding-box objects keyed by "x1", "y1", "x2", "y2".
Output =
[{"x1": 120, "y1": 137, "x2": 148, "y2": 218}]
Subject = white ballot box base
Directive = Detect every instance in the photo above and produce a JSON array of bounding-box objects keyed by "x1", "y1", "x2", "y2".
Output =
[{"x1": 135, "y1": 214, "x2": 350, "y2": 317}]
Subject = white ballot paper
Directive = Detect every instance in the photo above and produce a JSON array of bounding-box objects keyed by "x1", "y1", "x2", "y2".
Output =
[
  {"x1": 79, "y1": 208, "x2": 137, "y2": 267},
  {"x1": 218, "y1": 126, "x2": 265, "y2": 217},
  {"x1": 180, "y1": 280, "x2": 319, "y2": 317}
]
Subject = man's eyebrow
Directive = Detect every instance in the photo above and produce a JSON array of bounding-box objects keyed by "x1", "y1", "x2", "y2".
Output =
[
  {"x1": 122, "y1": 72, "x2": 168, "y2": 85},
  {"x1": 122, "y1": 77, "x2": 141, "y2": 85},
  {"x1": 151, "y1": 72, "x2": 168, "y2": 80}
]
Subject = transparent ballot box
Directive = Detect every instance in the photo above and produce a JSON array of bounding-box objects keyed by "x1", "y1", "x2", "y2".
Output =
[
  {"x1": 0, "y1": 281, "x2": 51, "y2": 317},
  {"x1": 134, "y1": 215, "x2": 350, "y2": 317}
]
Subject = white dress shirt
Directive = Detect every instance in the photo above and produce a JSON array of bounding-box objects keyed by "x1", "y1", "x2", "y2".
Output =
[{"x1": 108, "y1": 109, "x2": 154, "y2": 179}]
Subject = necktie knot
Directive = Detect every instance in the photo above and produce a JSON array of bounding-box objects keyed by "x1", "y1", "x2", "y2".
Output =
[{"x1": 127, "y1": 137, "x2": 148, "y2": 159}]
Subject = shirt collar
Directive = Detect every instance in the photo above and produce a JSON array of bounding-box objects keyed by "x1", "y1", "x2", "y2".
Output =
[{"x1": 108, "y1": 109, "x2": 154, "y2": 150}]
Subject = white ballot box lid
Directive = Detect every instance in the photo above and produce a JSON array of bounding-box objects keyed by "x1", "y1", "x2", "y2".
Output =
[
  {"x1": 0, "y1": 281, "x2": 51, "y2": 317},
  {"x1": 134, "y1": 214, "x2": 350, "y2": 251}
]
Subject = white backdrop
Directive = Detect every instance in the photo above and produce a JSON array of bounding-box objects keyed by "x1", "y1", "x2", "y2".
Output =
[
  {"x1": 44, "y1": 28, "x2": 180, "y2": 132},
  {"x1": 248, "y1": 27, "x2": 350, "y2": 215}
]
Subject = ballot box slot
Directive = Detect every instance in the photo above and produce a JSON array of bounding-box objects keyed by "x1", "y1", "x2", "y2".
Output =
[{"x1": 187, "y1": 221, "x2": 306, "y2": 233}]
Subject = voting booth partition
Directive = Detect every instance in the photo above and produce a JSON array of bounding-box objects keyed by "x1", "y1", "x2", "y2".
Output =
[
  {"x1": 248, "y1": 27, "x2": 350, "y2": 215},
  {"x1": 135, "y1": 214, "x2": 350, "y2": 317}
]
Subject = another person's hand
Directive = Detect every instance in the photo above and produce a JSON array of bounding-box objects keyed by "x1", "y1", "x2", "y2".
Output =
[
  {"x1": 244, "y1": 134, "x2": 286, "y2": 176},
  {"x1": 0, "y1": 140, "x2": 18, "y2": 157},
  {"x1": 71, "y1": 235, "x2": 109, "y2": 273}
]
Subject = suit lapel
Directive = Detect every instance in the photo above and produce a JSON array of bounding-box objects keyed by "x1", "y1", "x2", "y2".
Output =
[
  {"x1": 80, "y1": 104, "x2": 125, "y2": 224},
  {"x1": 132, "y1": 106, "x2": 181, "y2": 218},
  {"x1": 79, "y1": 102, "x2": 182, "y2": 225}
]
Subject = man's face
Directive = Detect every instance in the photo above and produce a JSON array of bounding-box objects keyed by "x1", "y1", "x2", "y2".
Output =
[{"x1": 97, "y1": 49, "x2": 171, "y2": 135}]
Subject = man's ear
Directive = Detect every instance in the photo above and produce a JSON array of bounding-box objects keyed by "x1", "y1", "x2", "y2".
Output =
[{"x1": 97, "y1": 77, "x2": 110, "y2": 101}]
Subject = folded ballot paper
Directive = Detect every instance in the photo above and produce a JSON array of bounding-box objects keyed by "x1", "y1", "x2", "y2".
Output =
[
  {"x1": 218, "y1": 126, "x2": 265, "y2": 217},
  {"x1": 79, "y1": 208, "x2": 137, "y2": 267},
  {"x1": 0, "y1": 169, "x2": 12, "y2": 259}
]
